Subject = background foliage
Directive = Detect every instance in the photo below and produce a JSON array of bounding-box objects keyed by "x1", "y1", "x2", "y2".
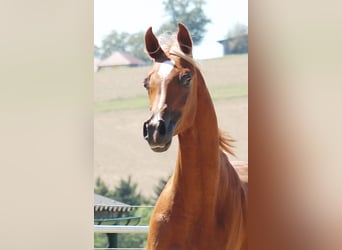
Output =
[
  {"x1": 94, "y1": 175, "x2": 169, "y2": 248},
  {"x1": 95, "y1": 0, "x2": 211, "y2": 60}
]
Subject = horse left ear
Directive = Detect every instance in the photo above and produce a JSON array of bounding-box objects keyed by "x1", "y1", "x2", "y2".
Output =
[
  {"x1": 145, "y1": 27, "x2": 168, "y2": 62},
  {"x1": 177, "y1": 23, "x2": 193, "y2": 56}
]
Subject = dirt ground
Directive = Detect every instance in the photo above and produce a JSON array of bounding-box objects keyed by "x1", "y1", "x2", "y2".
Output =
[{"x1": 94, "y1": 97, "x2": 248, "y2": 198}]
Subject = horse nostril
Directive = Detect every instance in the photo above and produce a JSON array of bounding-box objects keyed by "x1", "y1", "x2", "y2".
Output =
[
  {"x1": 157, "y1": 120, "x2": 166, "y2": 136},
  {"x1": 143, "y1": 121, "x2": 149, "y2": 140}
]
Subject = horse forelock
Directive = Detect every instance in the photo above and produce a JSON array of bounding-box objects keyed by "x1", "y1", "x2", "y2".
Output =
[
  {"x1": 157, "y1": 33, "x2": 198, "y2": 69},
  {"x1": 158, "y1": 33, "x2": 177, "y2": 52}
]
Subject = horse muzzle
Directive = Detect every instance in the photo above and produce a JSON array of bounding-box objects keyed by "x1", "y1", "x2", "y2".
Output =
[{"x1": 143, "y1": 115, "x2": 175, "y2": 152}]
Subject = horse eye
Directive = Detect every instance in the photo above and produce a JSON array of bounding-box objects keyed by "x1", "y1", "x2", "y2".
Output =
[{"x1": 180, "y1": 73, "x2": 192, "y2": 88}]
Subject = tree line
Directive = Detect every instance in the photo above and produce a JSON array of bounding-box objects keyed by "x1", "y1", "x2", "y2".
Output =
[
  {"x1": 95, "y1": 0, "x2": 248, "y2": 61},
  {"x1": 95, "y1": 0, "x2": 211, "y2": 61}
]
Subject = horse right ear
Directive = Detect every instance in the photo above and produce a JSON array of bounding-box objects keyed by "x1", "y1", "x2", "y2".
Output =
[
  {"x1": 145, "y1": 27, "x2": 168, "y2": 62},
  {"x1": 177, "y1": 23, "x2": 193, "y2": 56}
]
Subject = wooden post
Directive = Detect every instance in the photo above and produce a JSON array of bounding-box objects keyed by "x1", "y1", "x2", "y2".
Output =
[{"x1": 106, "y1": 233, "x2": 118, "y2": 248}]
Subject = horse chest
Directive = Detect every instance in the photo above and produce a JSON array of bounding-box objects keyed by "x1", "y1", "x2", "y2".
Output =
[{"x1": 150, "y1": 201, "x2": 223, "y2": 249}]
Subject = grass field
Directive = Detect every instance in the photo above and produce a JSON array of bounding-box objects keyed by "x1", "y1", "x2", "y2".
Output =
[
  {"x1": 94, "y1": 54, "x2": 247, "y2": 101},
  {"x1": 95, "y1": 84, "x2": 247, "y2": 113},
  {"x1": 94, "y1": 54, "x2": 248, "y2": 196}
]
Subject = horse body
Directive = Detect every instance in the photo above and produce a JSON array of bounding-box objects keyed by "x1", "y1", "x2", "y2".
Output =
[{"x1": 143, "y1": 24, "x2": 248, "y2": 250}]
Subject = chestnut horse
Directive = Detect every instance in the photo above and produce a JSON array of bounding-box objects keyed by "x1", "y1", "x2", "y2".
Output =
[{"x1": 142, "y1": 24, "x2": 248, "y2": 250}]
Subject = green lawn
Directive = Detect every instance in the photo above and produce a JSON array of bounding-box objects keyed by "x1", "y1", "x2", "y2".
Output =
[
  {"x1": 95, "y1": 96, "x2": 148, "y2": 113},
  {"x1": 95, "y1": 84, "x2": 247, "y2": 113}
]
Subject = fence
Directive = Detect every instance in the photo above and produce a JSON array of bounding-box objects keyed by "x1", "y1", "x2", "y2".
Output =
[
  {"x1": 94, "y1": 204, "x2": 154, "y2": 250},
  {"x1": 94, "y1": 225, "x2": 149, "y2": 250},
  {"x1": 94, "y1": 225, "x2": 149, "y2": 234}
]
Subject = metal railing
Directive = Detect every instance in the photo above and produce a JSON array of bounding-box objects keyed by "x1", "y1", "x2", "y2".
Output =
[
  {"x1": 94, "y1": 225, "x2": 149, "y2": 250},
  {"x1": 94, "y1": 204, "x2": 153, "y2": 249},
  {"x1": 94, "y1": 225, "x2": 149, "y2": 234}
]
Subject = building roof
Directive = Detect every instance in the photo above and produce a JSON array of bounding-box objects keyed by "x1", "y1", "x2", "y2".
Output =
[
  {"x1": 98, "y1": 51, "x2": 146, "y2": 67},
  {"x1": 217, "y1": 34, "x2": 248, "y2": 43},
  {"x1": 94, "y1": 193, "x2": 133, "y2": 212}
]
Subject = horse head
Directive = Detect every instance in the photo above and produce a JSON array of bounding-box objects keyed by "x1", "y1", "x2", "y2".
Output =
[{"x1": 143, "y1": 23, "x2": 198, "y2": 152}]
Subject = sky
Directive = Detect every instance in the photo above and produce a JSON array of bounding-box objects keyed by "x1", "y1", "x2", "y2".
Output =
[{"x1": 94, "y1": 0, "x2": 248, "y2": 59}]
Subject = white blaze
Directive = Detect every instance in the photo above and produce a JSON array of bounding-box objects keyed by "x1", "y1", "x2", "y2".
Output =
[
  {"x1": 157, "y1": 60, "x2": 174, "y2": 110},
  {"x1": 158, "y1": 60, "x2": 175, "y2": 78},
  {"x1": 150, "y1": 60, "x2": 174, "y2": 125}
]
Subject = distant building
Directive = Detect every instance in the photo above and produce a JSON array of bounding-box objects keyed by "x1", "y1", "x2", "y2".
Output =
[
  {"x1": 97, "y1": 51, "x2": 146, "y2": 70},
  {"x1": 217, "y1": 34, "x2": 248, "y2": 55},
  {"x1": 94, "y1": 193, "x2": 133, "y2": 221}
]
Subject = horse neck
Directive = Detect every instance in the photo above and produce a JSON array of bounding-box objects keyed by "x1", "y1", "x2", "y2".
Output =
[{"x1": 172, "y1": 69, "x2": 221, "y2": 211}]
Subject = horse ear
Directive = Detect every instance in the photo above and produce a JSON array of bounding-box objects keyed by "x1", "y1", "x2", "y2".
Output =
[
  {"x1": 177, "y1": 23, "x2": 193, "y2": 56},
  {"x1": 145, "y1": 27, "x2": 168, "y2": 62}
]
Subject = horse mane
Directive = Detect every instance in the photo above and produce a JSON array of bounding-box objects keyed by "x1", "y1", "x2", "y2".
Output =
[
  {"x1": 219, "y1": 129, "x2": 236, "y2": 157},
  {"x1": 151, "y1": 33, "x2": 236, "y2": 156}
]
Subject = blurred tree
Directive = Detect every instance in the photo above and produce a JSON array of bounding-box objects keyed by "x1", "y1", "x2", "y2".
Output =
[
  {"x1": 158, "y1": 0, "x2": 211, "y2": 45},
  {"x1": 94, "y1": 176, "x2": 148, "y2": 205},
  {"x1": 226, "y1": 23, "x2": 248, "y2": 39},
  {"x1": 111, "y1": 175, "x2": 148, "y2": 205},
  {"x1": 99, "y1": 30, "x2": 130, "y2": 59},
  {"x1": 153, "y1": 175, "x2": 170, "y2": 203},
  {"x1": 222, "y1": 23, "x2": 248, "y2": 54},
  {"x1": 94, "y1": 45, "x2": 101, "y2": 59},
  {"x1": 94, "y1": 177, "x2": 109, "y2": 196},
  {"x1": 97, "y1": 30, "x2": 150, "y2": 62},
  {"x1": 126, "y1": 31, "x2": 150, "y2": 62},
  {"x1": 95, "y1": 0, "x2": 210, "y2": 61}
]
